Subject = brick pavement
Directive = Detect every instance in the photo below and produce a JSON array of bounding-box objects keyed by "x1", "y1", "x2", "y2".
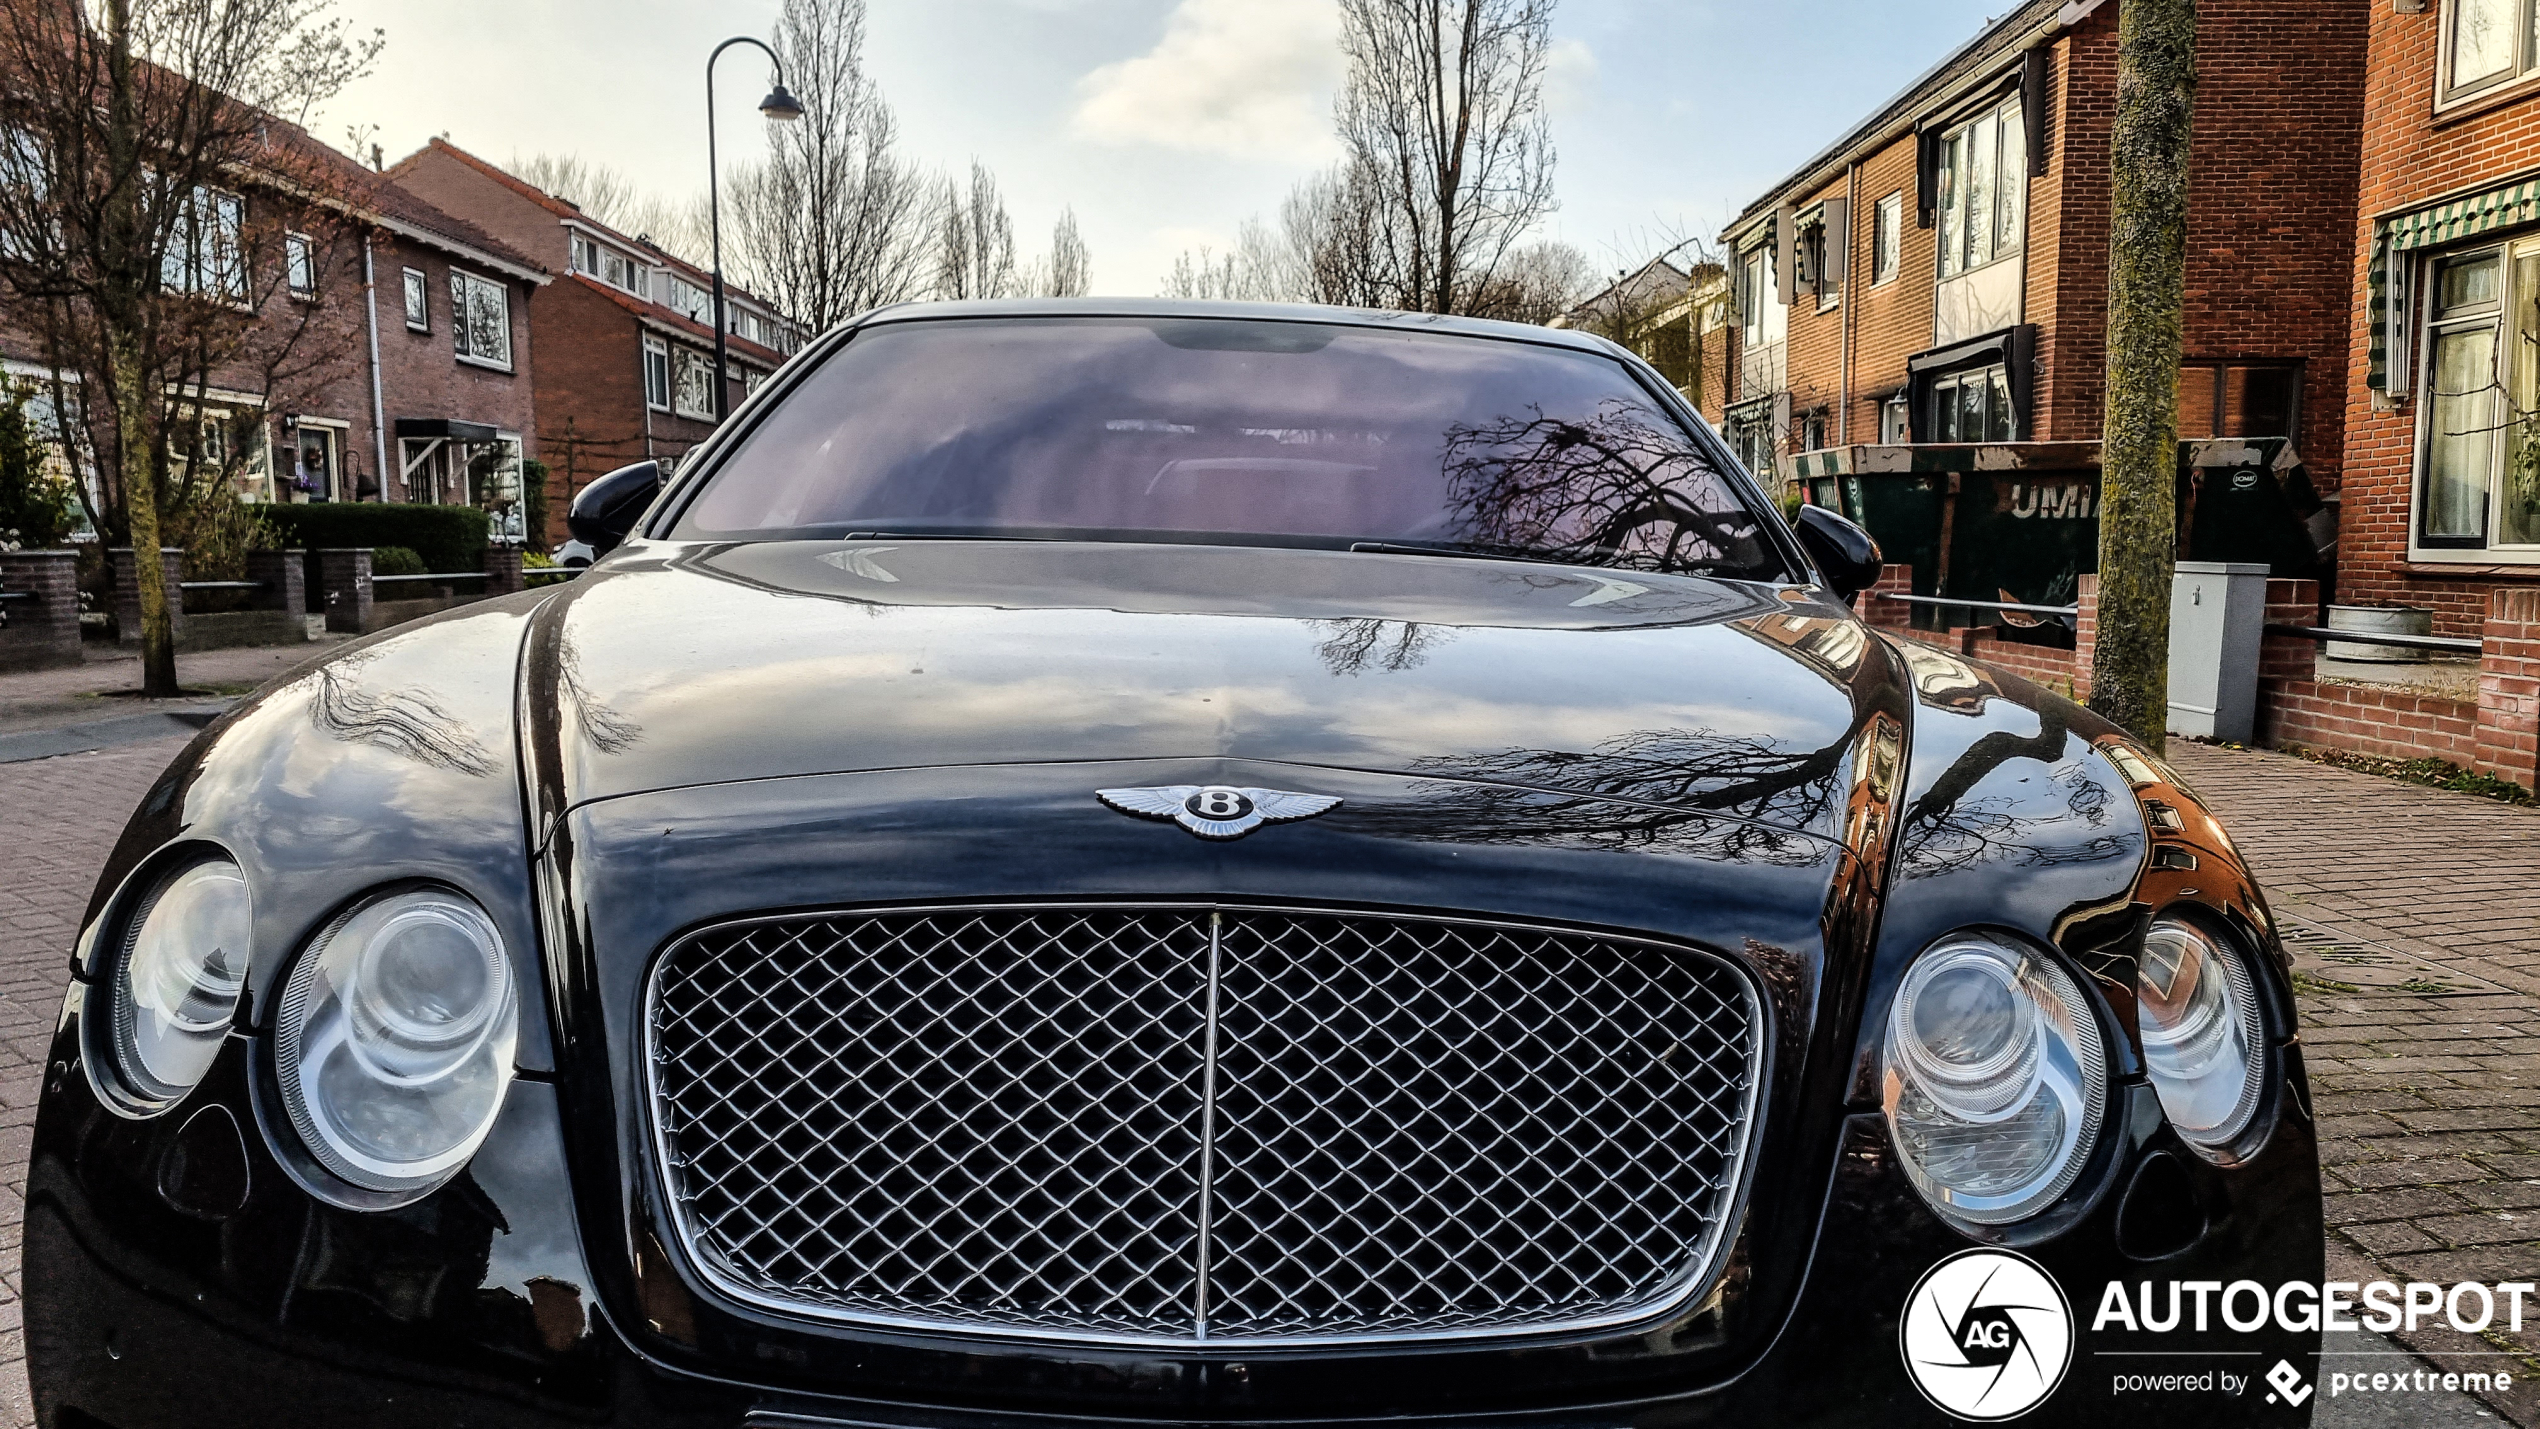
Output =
[
  {"x1": 0, "y1": 736, "x2": 192, "y2": 1428},
  {"x1": 0, "y1": 736, "x2": 2530, "y2": 1424},
  {"x1": 2170, "y1": 741, "x2": 2540, "y2": 1425}
]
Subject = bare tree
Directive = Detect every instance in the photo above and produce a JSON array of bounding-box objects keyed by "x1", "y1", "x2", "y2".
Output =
[
  {"x1": 1335, "y1": 0, "x2": 1557, "y2": 315},
  {"x1": 505, "y1": 151, "x2": 710, "y2": 264},
  {"x1": 1467, "y1": 238, "x2": 1589, "y2": 324},
  {"x1": 1027, "y1": 206, "x2": 1090, "y2": 297},
  {"x1": 724, "y1": 0, "x2": 933, "y2": 328},
  {"x1": 931, "y1": 160, "x2": 1016, "y2": 301},
  {"x1": 1159, "y1": 218, "x2": 1291, "y2": 301},
  {"x1": 0, "y1": 0, "x2": 381, "y2": 695}
]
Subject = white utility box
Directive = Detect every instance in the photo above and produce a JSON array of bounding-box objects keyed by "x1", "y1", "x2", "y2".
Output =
[{"x1": 2166, "y1": 560, "x2": 2270, "y2": 743}]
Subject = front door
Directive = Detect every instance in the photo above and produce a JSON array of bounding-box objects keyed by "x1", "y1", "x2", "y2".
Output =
[{"x1": 296, "y1": 426, "x2": 339, "y2": 503}]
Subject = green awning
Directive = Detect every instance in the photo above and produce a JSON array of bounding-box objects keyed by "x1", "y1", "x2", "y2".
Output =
[{"x1": 2372, "y1": 177, "x2": 2540, "y2": 390}]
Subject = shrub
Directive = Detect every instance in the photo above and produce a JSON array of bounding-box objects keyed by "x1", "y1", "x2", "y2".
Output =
[
  {"x1": 521, "y1": 457, "x2": 550, "y2": 550},
  {"x1": 258, "y1": 502, "x2": 489, "y2": 575},
  {"x1": 171, "y1": 496, "x2": 278, "y2": 583},
  {"x1": 0, "y1": 386, "x2": 77, "y2": 551},
  {"x1": 370, "y1": 546, "x2": 426, "y2": 577}
]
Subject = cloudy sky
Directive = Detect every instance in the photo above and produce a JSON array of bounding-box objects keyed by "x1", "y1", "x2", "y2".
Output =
[{"x1": 317, "y1": 0, "x2": 2003, "y2": 295}]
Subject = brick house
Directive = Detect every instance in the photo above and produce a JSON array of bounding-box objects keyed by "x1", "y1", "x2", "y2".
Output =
[
  {"x1": 2338, "y1": 0, "x2": 2540, "y2": 639},
  {"x1": 386, "y1": 139, "x2": 802, "y2": 545},
  {"x1": 1719, "y1": 0, "x2": 2367, "y2": 617},
  {"x1": 0, "y1": 120, "x2": 547, "y2": 518},
  {"x1": 1548, "y1": 259, "x2": 1737, "y2": 420}
]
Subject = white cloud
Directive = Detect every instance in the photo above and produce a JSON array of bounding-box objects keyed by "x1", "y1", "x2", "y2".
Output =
[
  {"x1": 1072, "y1": 0, "x2": 1341, "y2": 163},
  {"x1": 1545, "y1": 37, "x2": 1598, "y2": 116}
]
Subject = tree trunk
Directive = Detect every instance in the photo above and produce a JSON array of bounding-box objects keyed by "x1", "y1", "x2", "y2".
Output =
[
  {"x1": 2090, "y1": 0, "x2": 2197, "y2": 751},
  {"x1": 114, "y1": 338, "x2": 179, "y2": 696}
]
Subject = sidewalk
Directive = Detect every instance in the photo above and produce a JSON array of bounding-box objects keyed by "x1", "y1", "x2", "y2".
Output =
[
  {"x1": 0, "y1": 638, "x2": 347, "y2": 748},
  {"x1": 2170, "y1": 742, "x2": 2540, "y2": 1425}
]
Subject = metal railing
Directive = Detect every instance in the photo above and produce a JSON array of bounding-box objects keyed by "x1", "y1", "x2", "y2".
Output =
[
  {"x1": 523, "y1": 565, "x2": 583, "y2": 581},
  {"x1": 0, "y1": 590, "x2": 35, "y2": 604},
  {"x1": 1874, "y1": 592, "x2": 2081, "y2": 619},
  {"x1": 177, "y1": 580, "x2": 265, "y2": 592},
  {"x1": 2264, "y1": 623, "x2": 2481, "y2": 656},
  {"x1": 370, "y1": 571, "x2": 491, "y2": 587}
]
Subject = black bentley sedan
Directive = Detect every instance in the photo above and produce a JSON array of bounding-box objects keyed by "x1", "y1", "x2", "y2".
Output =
[{"x1": 26, "y1": 300, "x2": 2319, "y2": 1427}]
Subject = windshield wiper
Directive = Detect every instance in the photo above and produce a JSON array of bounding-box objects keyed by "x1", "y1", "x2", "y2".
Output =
[
  {"x1": 841, "y1": 530, "x2": 1059, "y2": 542},
  {"x1": 1350, "y1": 539, "x2": 1709, "y2": 571}
]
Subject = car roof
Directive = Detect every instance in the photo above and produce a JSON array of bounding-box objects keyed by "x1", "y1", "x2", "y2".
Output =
[{"x1": 846, "y1": 297, "x2": 1629, "y2": 357}]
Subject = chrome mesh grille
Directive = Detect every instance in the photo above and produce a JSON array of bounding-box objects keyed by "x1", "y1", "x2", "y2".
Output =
[{"x1": 646, "y1": 905, "x2": 1761, "y2": 1346}]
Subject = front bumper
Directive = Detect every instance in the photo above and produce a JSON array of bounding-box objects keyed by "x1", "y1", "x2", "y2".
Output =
[{"x1": 26, "y1": 996, "x2": 2323, "y2": 1429}]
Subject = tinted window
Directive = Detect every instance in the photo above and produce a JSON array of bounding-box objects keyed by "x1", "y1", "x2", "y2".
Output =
[{"x1": 672, "y1": 316, "x2": 1784, "y2": 578}]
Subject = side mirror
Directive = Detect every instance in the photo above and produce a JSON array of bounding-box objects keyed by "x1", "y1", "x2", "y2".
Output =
[
  {"x1": 1792, "y1": 503, "x2": 1884, "y2": 605},
  {"x1": 566, "y1": 459, "x2": 663, "y2": 559}
]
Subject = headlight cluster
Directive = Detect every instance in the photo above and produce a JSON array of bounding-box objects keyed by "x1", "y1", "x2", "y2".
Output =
[
  {"x1": 107, "y1": 859, "x2": 252, "y2": 1103},
  {"x1": 94, "y1": 857, "x2": 522, "y2": 1204},
  {"x1": 274, "y1": 889, "x2": 519, "y2": 1196},
  {"x1": 1883, "y1": 933, "x2": 2107, "y2": 1224},
  {"x1": 2137, "y1": 914, "x2": 2267, "y2": 1156}
]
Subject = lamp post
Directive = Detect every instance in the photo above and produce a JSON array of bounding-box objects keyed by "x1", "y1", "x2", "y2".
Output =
[{"x1": 705, "y1": 37, "x2": 803, "y2": 422}]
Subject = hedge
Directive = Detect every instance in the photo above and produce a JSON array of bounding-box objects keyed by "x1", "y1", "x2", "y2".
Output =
[{"x1": 259, "y1": 503, "x2": 490, "y2": 576}]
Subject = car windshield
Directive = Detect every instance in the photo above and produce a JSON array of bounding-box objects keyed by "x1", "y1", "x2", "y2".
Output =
[{"x1": 670, "y1": 315, "x2": 1787, "y2": 578}]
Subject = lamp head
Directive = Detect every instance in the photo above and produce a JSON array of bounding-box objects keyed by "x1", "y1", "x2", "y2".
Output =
[{"x1": 759, "y1": 84, "x2": 805, "y2": 121}]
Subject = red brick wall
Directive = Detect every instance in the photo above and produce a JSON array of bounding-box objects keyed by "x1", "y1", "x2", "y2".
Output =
[
  {"x1": 1761, "y1": 0, "x2": 2363, "y2": 471},
  {"x1": 365, "y1": 231, "x2": 539, "y2": 489},
  {"x1": 2475, "y1": 588, "x2": 2540, "y2": 785},
  {"x1": 2340, "y1": 2, "x2": 2540, "y2": 629},
  {"x1": 529, "y1": 281, "x2": 718, "y2": 547},
  {"x1": 1843, "y1": 134, "x2": 1937, "y2": 442},
  {"x1": 2260, "y1": 681, "x2": 2479, "y2": 764}
]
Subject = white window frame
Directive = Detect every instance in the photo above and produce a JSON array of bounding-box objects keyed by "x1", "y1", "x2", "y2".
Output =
[
  {"x1": 2437, "y1": 0, "x2": 2540, "y2": 111},
  {"x1": 284, "y1": 231, "x2": 316, "y2": 297},
  {"x1": 1879, "y1": 393, "x2": 1911, "y2": 444},
  {"x1": 162, "y1": 184, "x2": 245, "y2": 300},
  {"x1": 571, "y1": 234, "x2": 602, "y2": 279},
  {"x1": 672, "y1": 345, "x2": 716, "y2": 420},
  {"x1": 643, "y1": 335, "x2": 671, "y2": 412},
  {"x1": 1872, "y1": 192, "x2": 1903, "y2": 287},
  {"x1": 1935, "y1": 94, "x2": 2026, "y2": 281},
  {"x1": 449, "y1": 267, "x2": 513, "y2": 371},
  {"x1": 402, "y1": 266, "x2": 429, "y2": 331},
  {"x1": 2407, "y1": 241, "x2": 2540, "y2": 560}
]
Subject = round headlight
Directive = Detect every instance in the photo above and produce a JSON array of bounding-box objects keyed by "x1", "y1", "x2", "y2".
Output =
[
  {"x1": 109, "y1": 859, "x2": 252, "y2": 1103},
  {"x1": 275, "y1": 888, "x2": 518, "y2": 1196},
  {"x1": 1884, "y1": 933, "x2": 2109, "y2": 1224},
  {"x1": 2137, "y1": 914, "x2": 2266, "y2": 1155}
]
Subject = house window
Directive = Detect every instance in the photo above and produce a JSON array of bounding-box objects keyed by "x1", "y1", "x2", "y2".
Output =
[
  {"x1": 1929, "y1": 364, "x2": 2014, "y2": 443},
  {"x1": 1725, "y1": 401, "x2": 1775, "y2": 477},
  {"x1": 2415, "y1": 245, "x2": 2540, "y2": 549},
  {"x1": 608, "y1": 253, "x2": 642, "y2": 295},
  {"x1": 285, "y1": 232, "x2": 315, "y2": 296},
  {"x1": 1797, "y1": 221, "x2": 1837, "y2": 312},
  {"x1": 2441, "y1": 0, "x2": 2540, "y2": 104},
  {"x1": 1935, "y1": 94, "x2": 2025, "y2": 279},
  {"x1": 402, "y1": 267, "x2": 428, "y2": 330},
  {"x1": 643, "y1": 336, "x2": 671, "y2": 411},
  {"x1": 667, "y1": 274, "x2": 712, "y2": 324},
  {"x1": 1879, "y1": 394, "x2": 1911, "y2": 444},
  {"x1": 673, "y1": 346, "x2": 716, "y2": 420},
  {"x1": 2177, "y1": 362, "x2": 2301, "y2": 442},
  {"x1": 1738, "y1": 248, "x2": 1769, "y2": 346},
  {"x1": 1873, "y1": 192, "x2": 1902, "y2": 287},
  {"x1": 162, "y1": 185, "x2": 244, "y2": 299},
  {"x1": 571, "y1": 234, "x2": 602, "y2": 278},
  {"x1": 450, "y1": 269, "x2": 512, "y2": 368}
]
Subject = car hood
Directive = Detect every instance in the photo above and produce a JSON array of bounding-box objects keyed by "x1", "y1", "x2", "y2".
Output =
[{"x1": 520, "y1": 539, "x2": 1902, "y2": 844}]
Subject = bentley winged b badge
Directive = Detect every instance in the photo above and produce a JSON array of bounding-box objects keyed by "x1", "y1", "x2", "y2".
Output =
[{"x1": 1097, "y1": 785, "x2": 1342, "y2": 841}]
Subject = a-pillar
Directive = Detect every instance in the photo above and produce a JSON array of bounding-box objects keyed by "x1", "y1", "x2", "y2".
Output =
[
  {"x1": 2472, "y1": 587, "x2": 2540, "y2": 792},
  {"x1": 317, "y1": 548, "x2": 373, "y2": 635},
  {"x1": 110, "y1": 547, "x2": 184, "y2": 646}
]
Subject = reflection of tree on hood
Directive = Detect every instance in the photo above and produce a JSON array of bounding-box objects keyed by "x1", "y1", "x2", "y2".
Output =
[
  {"x1": 1894, "y1": 701, "x2": 2136, "y2": 878},
  {"x1": 1341, "y1": 726, "x2": 1849, "y2": 866},
  {"x1": 1440, "y1": 401, "x2": 1769, "y2": 573}
]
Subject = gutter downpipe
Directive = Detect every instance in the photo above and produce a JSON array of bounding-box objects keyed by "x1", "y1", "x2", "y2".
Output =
[
  {"x1": 362, "y1": 234, "x2": 388, "y2": 503},
  {"x1": 1841, "y1": 160, "x2": 1857, "y2": 446}
]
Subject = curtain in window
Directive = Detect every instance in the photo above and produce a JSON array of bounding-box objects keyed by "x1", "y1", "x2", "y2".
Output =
[
  {"x1": 2427, "y1": 327, "x2": 2499, "y2": 539},
  {"x1": 451, "y1": 272, "x2": 512, "y2": 366}
]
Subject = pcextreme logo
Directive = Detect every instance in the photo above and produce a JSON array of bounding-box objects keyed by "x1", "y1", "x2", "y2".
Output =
[{"x1": 1900, "y1": 1249, "x2": 2075, "y2": 1421}]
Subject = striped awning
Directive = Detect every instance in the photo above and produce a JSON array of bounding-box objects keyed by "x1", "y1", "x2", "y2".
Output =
[{"x1": 2371, "y1": 178, "x2": 2540, "y2": 391}]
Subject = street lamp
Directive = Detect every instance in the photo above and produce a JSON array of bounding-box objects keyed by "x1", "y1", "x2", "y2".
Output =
[{"x1": 706, "y1": 36, "x2": 803, "y2": 422}]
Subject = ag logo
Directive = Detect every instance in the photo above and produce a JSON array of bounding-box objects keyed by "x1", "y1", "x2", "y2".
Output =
[{"x1": 1900, "y1": 1248, "x2": 2073, "y2": 1421}]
